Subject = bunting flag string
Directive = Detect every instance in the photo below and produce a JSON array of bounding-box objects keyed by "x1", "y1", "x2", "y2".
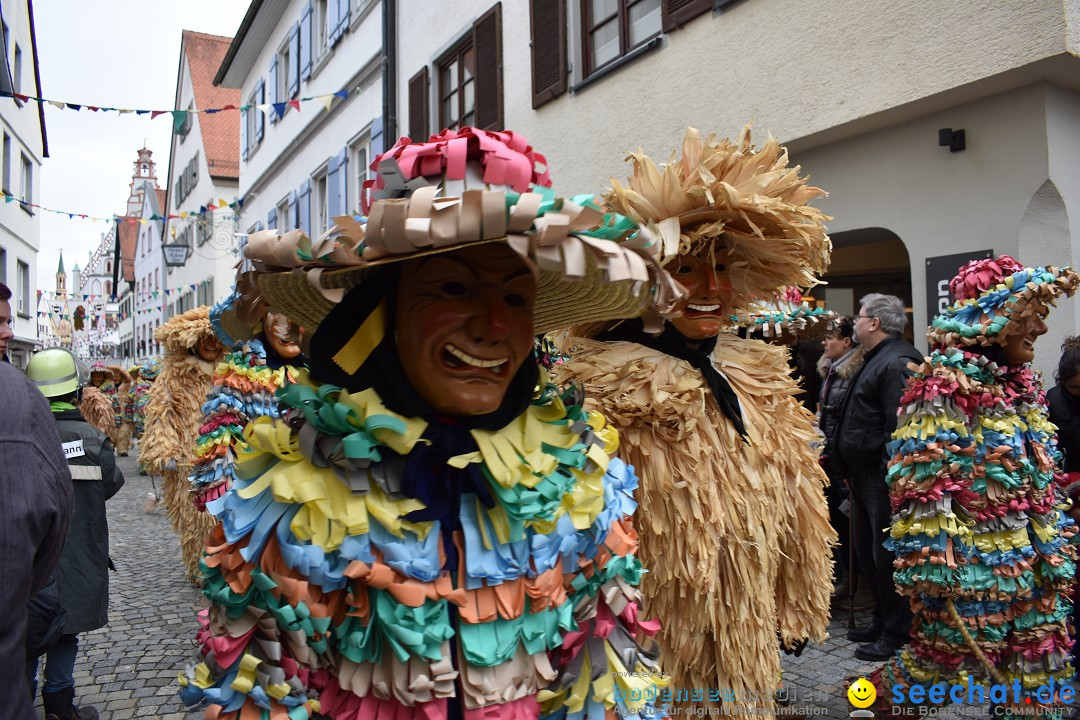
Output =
[
  {"x1": 3, "y1": 191, "x2": 243, "y2": 224},
  {"x1": 0, "y1": 88, "x2": 352, "y2": 130}
]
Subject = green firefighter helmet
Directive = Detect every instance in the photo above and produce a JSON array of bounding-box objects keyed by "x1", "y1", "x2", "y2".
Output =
[{"x1": 26, "y1": 348, "x2": 87, "y2": 398}]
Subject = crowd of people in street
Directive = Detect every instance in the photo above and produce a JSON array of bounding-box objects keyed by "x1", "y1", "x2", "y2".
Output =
[{"x1": 3, "y1": 124, "x2": 1080, "y2": 720}]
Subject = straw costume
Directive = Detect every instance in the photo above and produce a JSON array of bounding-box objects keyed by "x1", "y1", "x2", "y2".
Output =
[
  {"x1": 872, "y1": 256, "x2": 1080, "y2": 710},
  {"x1": 189, "y1": 285, "x2": 304, "y2": 513},
  {"x1": 89, "y1": 362, "x2": 130, "y2": 449},
  {"x1": 78, "y1": 384, "x2": 116, "y2": 439},
  {"x1": 179, "y1": 127, "x2": 678, "y2": 720},
  {"x1": 139, "y1": 307, "x2": 224, "y2": 583},
  {"x1": 555, "y1": 127, "x2": 836, "y2": 712}
]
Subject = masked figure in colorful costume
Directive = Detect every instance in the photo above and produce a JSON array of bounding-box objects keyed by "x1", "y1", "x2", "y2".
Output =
[
  {"x1": 132, "y1": 357, "x2": 160, "y2": 440},
  {"x1": 873, "y1": 255, "x2": 1079, "y2": 711},
  {"x1": 554, "y1": 127, "x2": 836, "y2": 712},
  {"x1": 189, "y1": 279, "x2": 306, "y2": 513},
  {"x1": 179, "y1": 127, "x2": 680, "y2": 720},
  {"x1": 139, "y1": 307, "x2": 225, "y2": 583}
]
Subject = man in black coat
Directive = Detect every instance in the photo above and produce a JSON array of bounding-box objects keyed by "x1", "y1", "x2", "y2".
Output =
[
  {"x1": 0, "y1": 360, "x2": 73, "y2": 720},
  {"x1": 25, "y1": 348, "x2": 124, "y2": 720},
  {"x1": 834, "y1": 293, "x2": 922, "y2": 661}
]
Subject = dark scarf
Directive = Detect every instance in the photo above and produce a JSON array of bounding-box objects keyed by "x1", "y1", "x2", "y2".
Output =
[{"x1": 597, "y1": 318, "x2": 748, "y2": 442}]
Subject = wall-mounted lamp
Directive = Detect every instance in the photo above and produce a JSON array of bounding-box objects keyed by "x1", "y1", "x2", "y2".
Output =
[{"x1": 938, "y1": 128, "x2": 965, "y2": 152}]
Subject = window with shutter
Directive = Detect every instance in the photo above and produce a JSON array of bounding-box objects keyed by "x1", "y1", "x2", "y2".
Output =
[
  {"x1": 530, "y1": 0, "x2": 567, "y2": 109},
  {"x1": 471, "y1": 4, "x2": 502, "y2": 130},
  {"x1": 241, "y1": 108, "x2": 248, "y2": 161},
  {"x1": 326, "y1": 152, "x2": 341, "y2": 219},
  {"x1": 269, "y1": 57, "x2": 279, "y2": 123},
  {"x1": 301, "y1": 2, "x2": 313, "y2": 81},
  {"x1": 298, "y1": 180, "x2": 312, "y2": 235},
  {"x1": 267, "y1": 207, "x2": 277, "y2": 230},
  {"x1": 289, "y1": 191, "x2": 300, "y2": 230},
  {"x1": 326, "y1": 0, "x2": 338, "y2": 46},
  {"x1": 661, "y1": 0, "x2": 711, "y2": 31},
  {"x1": 331, "y1": 0, "x2": 350, "y2": 46},
  {"x1": 289, "y1": 24, "x2": 301, "y2": 97},
  {"x1": 581, "y1": 0, "x2": 662, "y2": 77},
  {"x1": 256, "y1": 81, "x2": 266, "y2": 142},
  {"x1": 408, "y1": 67, "x2": 429, "y2": 141},
  {"x1": 335, "y1": 148, "x2": 348, "y2": 218}
]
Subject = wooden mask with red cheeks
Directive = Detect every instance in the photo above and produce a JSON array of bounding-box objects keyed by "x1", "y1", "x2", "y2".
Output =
[
  {"x1": 394, "y1": 244, "x2": 537, "y2": 416},
  {"x1": 668, "y1": 246, "x2": 734, "y2": 340},
  {"x1": 263, "y1": 312, "x2": 302, "y2": 360},
  {"x1": 194, "y1": 334, "x2": 223, "y2": 362}
]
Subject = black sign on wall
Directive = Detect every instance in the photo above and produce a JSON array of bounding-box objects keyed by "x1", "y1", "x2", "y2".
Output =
[{"x1": 925, "y1": 250, "x2": 993, "y2": 330}]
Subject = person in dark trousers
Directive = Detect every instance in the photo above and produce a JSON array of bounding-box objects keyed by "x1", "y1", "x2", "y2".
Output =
[
  {"x1": 0, "y1": 359, "x2": 73, "y2": 720},
  {"x1": 25, "y1": 348, "x2": 125, "y2": 720},
  {"x1": 833, "y1": 293, "x2": 921, "y2": 660},
  {"x1": 816, "y1": 316, "x2": 867, "y2": 605}
]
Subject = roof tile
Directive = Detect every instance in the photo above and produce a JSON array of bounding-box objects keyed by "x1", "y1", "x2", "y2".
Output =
[{"x1": 182, "y1": 31, "x2": 240, "y2": 181}]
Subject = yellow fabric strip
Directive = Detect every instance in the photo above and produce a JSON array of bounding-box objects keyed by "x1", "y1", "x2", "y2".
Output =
[{"x1": 332, "y1": 299, "x2": 386, "y2": 375}]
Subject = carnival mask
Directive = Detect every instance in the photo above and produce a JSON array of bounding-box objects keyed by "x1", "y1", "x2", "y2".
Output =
[
  {"x1": 90, "y1": 371, "x2": 107, "y2": 387},
  {"x1": 669, "y1": 247, "x2": 734, "y2": 340},
  {"x1": 1000, "y1": 311, "x2": 1047, "y2": 365},
  {"x1": 263, "y1": 312, "x2": 302, "y2": 360},
  {"x1": 194, "y1": 334, "x2": 224, "y2": 362},
  {"x1": 395, "y1": 244, "x2": 537, "y2": 416}
]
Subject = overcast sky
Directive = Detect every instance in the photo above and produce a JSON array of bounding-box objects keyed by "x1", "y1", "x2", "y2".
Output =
[{"x1": 33, "y1": 1, "x2": 249, "y2": 288}]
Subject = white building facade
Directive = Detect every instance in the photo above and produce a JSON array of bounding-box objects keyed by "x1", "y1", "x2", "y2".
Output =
[
  {"x1": 0, "y1": 0, "x2": 46, "y2": 368},
  {"x1": 129, "y1": 148, "x2": 166, "y2": 360},
  {"x1": 215, "y1": 0, "x2": 385, "y2": 252},
  {"x1": 164, "y1": 31, "x2": 242, "y2": 318},
  {"x1": 72, "y1": 227, "x2": 121, "y2": 360},
  {"x1": 396, "y1": 0, "x2": 1080, "y2": 378}
]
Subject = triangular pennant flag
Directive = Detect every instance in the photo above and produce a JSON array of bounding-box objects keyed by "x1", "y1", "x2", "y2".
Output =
[
  {"x1": 118, "y1": 109, "x2": 133, "y2": 114},
  {"x1": 48, "y1": 100, "x2": 64, "y2": 110},
  {"x1": 272, "y1": 101, "x2": 287, "y2": 119},
  {"x1": 135, "y1": 109, "x2": 149, "y2": 115},
  {"x1": 219, "y1": 198, "x2": 229, "y2": 207},
  {"x1": 13, "y1": 93, "x2": 29, "y2": 102},
  {"x1": 66, "y1": 103, "x2": 81, "y2": 111},
  {"x1": 287, "y1": 99, "x2": 300, "y2": 111},
  {"x1": 207, "y1": 203, "x2": 217, "y2": 211},
  {"x1": 87, "y1": 105, "x2": 100, "y2": 112},
  {"x1": 205, "y1": 108, "x2": 221, "y2": 115},
  {"x1": 318, "y1": 94, "x2": 334, "y2": 112},
  {"x1": 221, "y1": 104, "x2": 237, "y2": 111},
  {"x1": 150, "y1": 110, "x2": 166, "y2": 120},
  {"x1": 334, "y1": 90, "x2": 348, "y2": 100}
]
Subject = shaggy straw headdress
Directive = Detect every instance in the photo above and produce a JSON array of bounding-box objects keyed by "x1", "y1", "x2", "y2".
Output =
[
  {"x1": 155, "y1": 306, "x2": 215, "y2": 354},
  {"x1": 603, "y1": 126, "x2": 832, "y2": 313}
]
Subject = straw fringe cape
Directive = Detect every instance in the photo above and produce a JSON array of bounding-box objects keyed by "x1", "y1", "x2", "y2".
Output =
[
  {"x1": 555, "y1": 333, "x2": 834, "y2": 710},
  {"x1": 139, "y1": 307, "x2": 222, "y2": 583},
  {"x1": 79, "y1": 385, "x2": 116, "y2": 439}
]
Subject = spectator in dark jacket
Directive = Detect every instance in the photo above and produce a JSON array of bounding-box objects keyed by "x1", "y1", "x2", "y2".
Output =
[
  {"x1": 816, "y1": 316, "x2": 866, "y2": 601},
  {"x1": 0, "y1": 361, "x2": 73, "y2": 720},
  {"x1": 1048, "y1": 336, "x2": 1080, "y2": 479},
  {"x1": 834, "y1": 294, "x2": 922, "y2": 660},
  {"x1": 25, "y1": 348, "x2": 124, "y2": 720}
]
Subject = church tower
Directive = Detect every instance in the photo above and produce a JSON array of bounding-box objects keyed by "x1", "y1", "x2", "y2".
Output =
[
  {"x1": 55, "y1": 250, "x2": 66, "y2": 295},
  {"x1": 126, "y1": 147, "x2": 159, "y2": 217}
]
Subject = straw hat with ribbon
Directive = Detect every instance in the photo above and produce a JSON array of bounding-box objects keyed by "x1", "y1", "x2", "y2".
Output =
[
  {"x1": 603, "y1": 125, "x2": 832, "y2": 314},
  {"x1": 210, "y1": 271, "x2": 275, "y2": 348},
  {"x1": 245, "y1": 127, "x2": 682, "y2": 339},
  {"x1": 927, "y1": 254, "x2": 1079, "y2": 348}
]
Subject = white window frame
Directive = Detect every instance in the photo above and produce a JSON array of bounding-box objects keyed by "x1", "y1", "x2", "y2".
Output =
[
  {"x1": 19, "y1": 153, "x2": 32, "y2": 212},
  {"x1": 349, "y1": 136, "x2": 371, "y2": 216},
  {"x1": 277, "y1": 198, "x2": 291, "y2": 230},
  {"x1": 16, "y1": 259, "x2": 29, "y2": 317},
  {"x1": 314, "y1": 169, "x2": 329, "y2": 235}
]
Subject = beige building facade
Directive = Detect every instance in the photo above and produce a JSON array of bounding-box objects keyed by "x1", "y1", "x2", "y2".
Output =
[{"x1": 396, "y1": 0, "x2": 1080, "y2": 377}]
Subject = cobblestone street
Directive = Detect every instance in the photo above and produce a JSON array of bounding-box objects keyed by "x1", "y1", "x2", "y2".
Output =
[{"x1": 45, "y1": 449, "x2": 899, "y2": 719}]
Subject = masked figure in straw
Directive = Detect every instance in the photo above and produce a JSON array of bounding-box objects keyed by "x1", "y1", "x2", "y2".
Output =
[
  {"x1": 179, "y1": 127, "x2": 682, "y2": 719},
  {"x1": 138, "y1": 307, "x2": 224, "y2": 583},
  {"x1": 554, "y1": 127, "x2": 836, "y2": 712}
]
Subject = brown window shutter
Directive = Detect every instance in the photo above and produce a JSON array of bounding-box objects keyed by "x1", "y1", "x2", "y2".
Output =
[
  {"x1": 661, "y1": 0, "x2": 711, "y2": 32},
  {"x1": 529, "y1": 0, "x2": 566, "y2": 109},
  {"x1": 472, "y1": 3, "x2": 503, "y2": 131},
  {"x1": 408, "y1": 66, "x2": 429, "y2": 141}
]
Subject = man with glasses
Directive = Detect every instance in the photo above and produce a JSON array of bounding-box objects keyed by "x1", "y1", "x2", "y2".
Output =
[{"x1": 834, "y1": 293, "x2": 922, "y2": 660}]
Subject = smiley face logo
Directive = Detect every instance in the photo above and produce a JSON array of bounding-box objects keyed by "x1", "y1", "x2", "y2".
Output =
[{"x1": 847, "y1": 677, "x2": 876, "y2": 708}]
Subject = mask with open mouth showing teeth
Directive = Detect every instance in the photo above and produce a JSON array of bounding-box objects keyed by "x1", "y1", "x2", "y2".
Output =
[
  {"x1": 262, "y1": 311, "x2": 302, "y2": 360},
  {"x1": 669, "y1": 248, "x2": 735, "y2": 340},
  {"x1": 395, "y1": 243, "x2": 537, "y2": 416}
]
